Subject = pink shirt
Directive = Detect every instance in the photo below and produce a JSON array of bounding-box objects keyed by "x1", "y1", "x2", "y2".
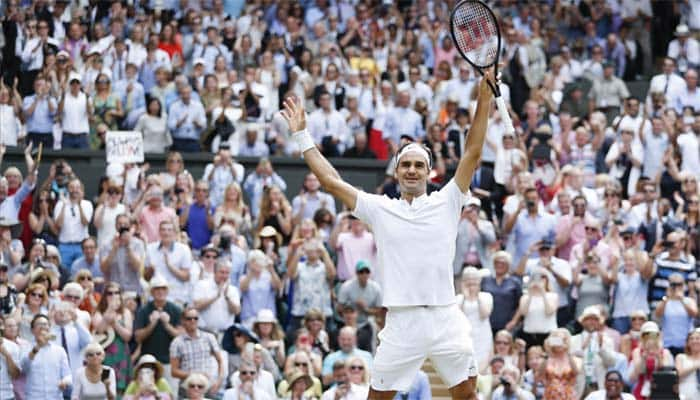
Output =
[
  {"x1": 434, "y1": 46, "x2": 458, "y2": 69},
  {"x1": 335, "y1": 231, "x2": 376, "y2": 281},
  {"x1": 139, "y1": 206, "x2": 177, "y2": 243},
  {"x1": 555, "y1": 215, "x2": 586, "y2": 261}
]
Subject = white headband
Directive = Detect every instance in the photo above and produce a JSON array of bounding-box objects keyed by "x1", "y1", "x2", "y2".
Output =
[{"x1": 395, "y1": 143, "x2": 432, "y2": 171}]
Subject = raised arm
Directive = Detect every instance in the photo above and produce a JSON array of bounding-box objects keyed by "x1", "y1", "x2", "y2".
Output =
[
  {"x1": 281, "y1": 97, "x2": 358, "y2": 210},
  {"x1": 454, "y1": 72, "x2": 494, "y2": 193}
]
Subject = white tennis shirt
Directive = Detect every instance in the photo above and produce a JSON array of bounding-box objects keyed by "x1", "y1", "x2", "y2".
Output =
[{"x1": 353, "y1": 178, "x2": 468, "y2": 307}]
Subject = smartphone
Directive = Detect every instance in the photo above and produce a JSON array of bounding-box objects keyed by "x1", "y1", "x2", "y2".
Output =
[
  {"x1": 548, "y1": 336, "x2": 564, "y2": 347},
  {"x1": 101, "y1": 367, "x2": 110, "y2": 381}
]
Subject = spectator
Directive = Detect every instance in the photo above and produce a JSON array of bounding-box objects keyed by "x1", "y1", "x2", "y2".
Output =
[
  {"x1": 628, "y1": 321, "x2": 674, "y2": 398},
  {"x1": 655, "y1": 273, "x2": 697, "y2": 355},
  {"x1": 244, "y1": 160, "x2": 288, "y2": 221},
  {"x1": 99, "y1": 213, "x2": 146, "y2": 295},
  {"x1": 222, "y1": 359, "x2": 272, "y2": 400},
  {"x1": 481, "y1": 251, "x2": 522, "y2": 333},
  {"x1": 239, "y1": 250, "x2": 281, "y2": 326},
  {"x1": 203, "y1": 145, "x2": 245, "y2": 208},
  {"x1": 145, "y1": 220, "x2": 192, "y2": 306},
  {"x1": 583, "y1": 370, "x2": 635, "y2": 400},
  {"x1": 93, "y1": 182, "x2": 127, "y2": 250},
  {"x1": 336, "y1": 260, "x2": 382, "y2": 324},
  {"x1": 92, "y1": 282, "x2": 133, "y2": 394},
  {"x1": 134, "y1": 97, "x2": 171, "y2": 154},
  {"x1": 610, "y1": 250, "x2": 652, "y2": 334},
  {"x1": 252, "y1": 309, "x2": 286, "y2": 368},
  {"x1": 321, "y1": 326, "x2": 372, "y2": 386},
  {"x1": 505, "y1": 187, "x2": 556, "y2": 265},
  {"x1": 676, "y1": 329, "x2": 700, "y2": 399},
  {"x1": 507, "y1": 272, "x2": 558, "y2": 347},
  {"x1": 134, "y1": 276, "x2": 182, "y2": 390},
  {"x1": 239, "y1": 125, "x2": 270, "y2": 157},
  {"x1": 179, "y1": 180, "x2": 214, "y2": 251},
  {"x1": 0, "y1": 153, "x2": 36, "y2": 221},
  {"x1": 22, "y1": 313, "x2": 71, "y2": 398},
  {"x1": 182, "y1": 372, "x2": 210, "y2": 400},
  {"x1": 676, "y1": 110, "x2": 700, "y2": 177},
  {"x1": 69, "y1": 237, "x2": 101, "y2": 281},
  {"x1": 491, "y1": 363, "x2": 535, "y2": 400},
  {"x1": 288, "y1": 239, "x2": 335, "y2": 333},
  {"x1": 138, "y1": 187, "x2": 177, "y2": 244},
  {"x1": 382, "y1": 90, "x2": 424, "y2": 150},
  {"x1": 570, "y1": 306, "x2": 618, "y2": 392},
  {"x1": 212, "y1": 182, "x2": 251, "y2": 236},
  {"x1": 515, "y1": 237, "x2": 573, "y2": 327},
  {"x1": 537, "y1": 329, "x2": 580, "y2": 400},
  {"x1": 71, "y1": 342, "x2": 116, "y2": 400},
  {"x1": 0, "y1": 83, "x2": 23, "y2": 147},
  {"x1": 521, "y1": 345, "x2": 545, "y2": 399},
  {"x1": 123, "y1": 354, "x2": 174, "y2": 400},
  {"x1": 331, "y1": 213, "x2": 376, "y2": 282},
  {"x1": 457, "y1": 267, "x2": 493, "y2": 371},
  {"x1": 50, "y1": 299, "x2": 92, "y2": 383},
  {"x1": 192, "y1": 259, "x2": 241, "y2": 334},
  {"x1": 453, "y1": 197, "x2": 496, "y2": 274},
  {"x1": 292, "y1": 173, "x2": 336, "y2": 224},
  {"x1": 668, "y1": 25, "x2": 700, "y2": 74},
  {"x1": 167, "y1": 85, "x2": 206, "y2": 152},
  {"x1": 647, "y1": 231, "x2": 696, "y2": 308},
  {"x1": 92, "y1": 73, "x2": 124, "y2": 149},
  {"x1": 61, "y1": 282, "x2": 90, "y2": 328},
  {"x1": 573, "y1": 253, "x2": 613, "y2": 318},
  {"x1": 57, "y1": 73, "x2": 92, "y2": 149},
  {"x1": 54, "y1": 178, "x2": 93, "y2": 268},
  {"x1": 169, "y1": 307, "x2": 225, "y2": 398}
]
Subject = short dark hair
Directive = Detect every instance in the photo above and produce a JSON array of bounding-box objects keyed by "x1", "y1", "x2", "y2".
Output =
[
  {"x1": 605, "y1": 370, "x2": 623, "y2": 381},
  {"x1": 31, "y1": 314, "x2": 50, "y2": 329}
]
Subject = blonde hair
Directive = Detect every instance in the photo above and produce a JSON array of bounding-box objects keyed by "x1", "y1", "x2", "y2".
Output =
[
  {"x1": 544, "y1": 328, "x2": 571, "y2": 353},
  {"x1": 492, "y1": 251, "x2": 512, "y2": 265},
  {"x1": 345, "y1": 356, "x2": 370, "y2": 383},
  {"x1": 183, "y1": 372, "x2": 210, "y2": 391}
]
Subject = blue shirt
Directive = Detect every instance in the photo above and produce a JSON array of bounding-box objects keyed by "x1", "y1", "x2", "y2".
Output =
[
  {"x1": 70, "y1": 256, "x2": 103, "y2": 279},
  {"x1": 512, "y1": 211, "x2": 556, "y2": 265},
  {"x1": 113, "y1": 79, "x2": 146, "y2": 112},
  {"x1": 393, "y1": 370, "x2": 431, "y2": 400},
  {"x1": 50, "y1": 321, "x2": 92, "y2": 377},
  {"x1": 383, "y1": 107, "x2": 424, "y2": 144},
  {"x1": 481, "y1": 276, "x2": 523, "y2": 331},
  {"x1": 185, "y1": 203, "x2": 213, "y2": 250},
  {"x1": 22, "y1": 95, "x2": 56, "y2": 133},
  {"x1": 322, "y1": 348, "x2": 373, "y2": 376},
  {"x1": 167, "y1": 98, "x2": 206, "y2": 140},
  {"x1": 662, "y1": 299, "x2": 694, "y2": 348},
  {"x1": 22, "y1": 343, "x2": 71, "y2": 400},
  {"x1": 0, "y1": 179, "x2": 33, "y2": 220}
]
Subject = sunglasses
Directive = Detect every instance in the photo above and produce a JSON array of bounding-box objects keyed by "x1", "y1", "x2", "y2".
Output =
[
  {"x1": 78, "y1": 276, "x2": 93, "y2": 281},
  {"x1": 108, "y1": 190, "x2": 121, "y2": 195},
  {"x1": 188, "y1": 384, "x2": 205, "y2": 389},
  {"x1": 86, "y1": 352, "x2": 102, "y2": 357},
  {"x1": 30, "y1": 292, "x2": 44, "y2": 298},
  {"x1": 106, "y1": 290, "x2": 121, "y2": 296},
  {"x1": 97, "y1": 79, "x2": 110, "y2": 84},
  {"x1": 185, "y1": 316, "x2": 199, "y2": 321},
  {"x1": 631, "y1": 316, "x2": 646, "y2": 321},
  {"x1": 622, "y1": 235, "x2": 633, "y2": 240},
  {"x1": 240, "y1": 371, "x2": 256, "y2": 376},
  {"x1": 64, "y1": 294, "x2": 81, "y2": 301},
  {"x1": 585, "y1": 227, "x2": 598, "y2": 232},
  {"x1": 294, "y1": 362, "x2": 307, "y2": 367},
  {"x1": 495, "y1": 340, "x2": 510, "y2": 345},
  {"x1": 349, "y1": 365, "x2": 364, "y2": 371}
]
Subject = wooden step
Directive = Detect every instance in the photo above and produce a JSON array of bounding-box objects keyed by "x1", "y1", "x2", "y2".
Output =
[{"x1": 421, "y1": 360, "x2": 452, "y2": 399}]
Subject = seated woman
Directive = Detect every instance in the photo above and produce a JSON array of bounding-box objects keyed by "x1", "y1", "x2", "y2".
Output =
[{"x1": 123, "y1": 354, "x2": 173, "y2": 400}]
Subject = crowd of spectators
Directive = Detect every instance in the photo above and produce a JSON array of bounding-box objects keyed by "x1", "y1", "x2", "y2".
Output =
[{"x1": 0, "y1": 0, "x2": 700, "y2": 399}]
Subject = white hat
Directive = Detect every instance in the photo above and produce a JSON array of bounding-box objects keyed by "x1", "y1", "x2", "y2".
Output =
[
  {"x1": 619, "y1": 120, "x2": 636, "y2": 133},
  {"x1": 193, "y1": 58, "x2": 206, "y2": 67},
  {"x1": 640, "y1": 321, "x2": 660, "y2": 335},
  {"x1": 254, "y1": 309, "x2": 277, "y2": 324},
  {"x1": 578, "y1": 305, "x2": 603, "y2": 323},
  {"x1": 675, "y1": 24, "x2": 690, "y2": 36},
  {"x1": 68, "y1": 72, "x2": 82, "y2": 84},
  {"x1": 149, "y1": 275, "x2": 169, "y2": 290}
]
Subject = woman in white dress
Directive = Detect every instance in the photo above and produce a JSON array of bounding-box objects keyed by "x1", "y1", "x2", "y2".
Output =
[
  {"x1": 134, "y1": 98, "x2": 170, "y2": 154},
  {"x1": 257, "y1": 50, "x2": 280, "y2": 113},
  {"x1": 0, "y1": 84, "x2": 22, "y2": 146},
  {"x1": 676, "y1": 329, "x2": 700, "y2": 399},
  {"x1": 71, "y1": 342, "x2": 116, "y2": 400},
  {"x1": 93, "y1": 182, "x2": 127, "y2": 249},
  {"x1": 457, "y1": 266, "x2": 493, "y2": 372},
  {"x1": 507, "y1": 272, "x2": 558, "y2": 348}
]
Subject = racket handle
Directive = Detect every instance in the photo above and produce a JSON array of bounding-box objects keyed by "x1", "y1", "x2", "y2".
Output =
[{"x1": 495, "y1": 96, "x2": 515, "y2": 136}]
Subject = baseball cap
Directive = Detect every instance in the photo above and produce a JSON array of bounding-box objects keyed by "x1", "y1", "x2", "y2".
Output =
[{"x1": 355, "y1": 260, "x2": 371, "y2": 273}]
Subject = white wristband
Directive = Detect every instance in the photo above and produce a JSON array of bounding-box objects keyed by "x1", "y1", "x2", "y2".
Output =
[{"x1": 292, "y1": 129, "x2": 316, "y2": 153}]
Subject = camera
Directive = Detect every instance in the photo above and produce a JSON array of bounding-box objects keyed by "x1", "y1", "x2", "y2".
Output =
[
  {"x1": 174, "y1": 187, "x2": 184, "y2": 195},
  {"x1": 119, "y1": 227, "x2": 129, "y2": 235},
  {"x1": 219, "y1": 235, "x2": 231, "y2": 250},
  {"x1": 500, "y1": 377, "x2": 510, "y2": 386}
]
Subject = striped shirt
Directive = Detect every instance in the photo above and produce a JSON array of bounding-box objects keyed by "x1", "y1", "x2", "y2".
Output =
[{"x1": 649, "y1": 252, "x2": 696, "y2": 308}]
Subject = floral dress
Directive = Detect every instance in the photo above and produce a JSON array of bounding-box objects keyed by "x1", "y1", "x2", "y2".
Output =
[
  {"x1": 91, "y1": 93, "x2": 120, "y2": 149},
  {"x1": 544, "y1": 364, "x2": 577, "y2": 400},
  {"x1": 101, "y1": 314, "x2": 132, "y2": 393}
]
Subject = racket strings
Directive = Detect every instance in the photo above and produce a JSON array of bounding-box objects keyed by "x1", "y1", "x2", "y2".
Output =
[{"x1": 452, "y1": 4, "x2": 499, "y2": 68}]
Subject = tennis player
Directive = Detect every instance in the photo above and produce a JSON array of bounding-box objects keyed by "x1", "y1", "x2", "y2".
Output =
[{"x1": 280, "y1": 72, "x2": 495, "y2": 400}]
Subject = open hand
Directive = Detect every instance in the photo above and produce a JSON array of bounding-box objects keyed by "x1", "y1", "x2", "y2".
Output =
[{"x1": 280, "y1": 96, "x2": 306, "y2": 132}]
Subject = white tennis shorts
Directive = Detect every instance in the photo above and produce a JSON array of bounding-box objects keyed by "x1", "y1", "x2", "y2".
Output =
[{"x1": 370, "y1": 304, "x2": 478, "y2": 391}]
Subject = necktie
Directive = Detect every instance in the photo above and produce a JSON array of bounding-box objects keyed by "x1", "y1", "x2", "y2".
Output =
[
  {"x1": 61, "y1": 325, "x2": 70, "y2": 363},
  {"x1": 663, "y1": 74, "x2": 669, "y2": 94}
]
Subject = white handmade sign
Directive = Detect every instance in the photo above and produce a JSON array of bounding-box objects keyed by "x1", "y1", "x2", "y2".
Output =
[{"x1": 105, "y1": 131, "x2": 144, "y2": 164}]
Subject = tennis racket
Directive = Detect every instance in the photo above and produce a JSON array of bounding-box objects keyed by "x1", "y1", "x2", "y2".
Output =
[{"x1": 449, "y1": 0, "x2": 514, "y2": 135}]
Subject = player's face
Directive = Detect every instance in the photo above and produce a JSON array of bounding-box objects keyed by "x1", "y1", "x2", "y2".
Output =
[{"x1": 395, "y1": 153, "x2": 429, "y2": 197}]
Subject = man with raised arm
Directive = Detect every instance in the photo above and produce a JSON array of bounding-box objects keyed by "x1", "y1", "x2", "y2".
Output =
[{"x1": 280, "y1": 71, "x2": 495, "y2": 400}]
